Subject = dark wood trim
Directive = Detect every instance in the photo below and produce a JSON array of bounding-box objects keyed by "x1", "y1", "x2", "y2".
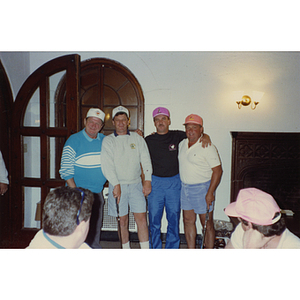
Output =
[{"x1": 0, "y1": 59, "x2": 13, "y2": 248}]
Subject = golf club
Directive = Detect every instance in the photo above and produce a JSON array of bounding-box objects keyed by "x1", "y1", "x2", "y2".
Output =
[
  {"x1": 115, "y1": 197, "x2": 122, "y2": 247},
  {"x1": 145, "y1": 196, "x2": 153, "y2": 249},
  {"x1": 201, "y1": 207, "x2": 209, "y2": 249}
]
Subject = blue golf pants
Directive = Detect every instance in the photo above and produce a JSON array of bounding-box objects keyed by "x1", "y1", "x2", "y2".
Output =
[{"x1": 148, "y1": 174, "x2": 181, "y2": 249}]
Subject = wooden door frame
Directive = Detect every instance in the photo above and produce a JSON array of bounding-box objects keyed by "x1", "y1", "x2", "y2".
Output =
[{"x1": 0, "y1": 60, "x2": 13, "y2": 248}]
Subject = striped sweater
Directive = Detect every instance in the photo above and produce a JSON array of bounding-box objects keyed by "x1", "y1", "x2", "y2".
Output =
[{"x1": 59, "y1": 129, "x2": 106, "y2": 193}]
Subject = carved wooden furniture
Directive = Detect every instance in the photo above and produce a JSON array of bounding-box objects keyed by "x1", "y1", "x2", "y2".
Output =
[{"x1": 230, "y1": 132, "x2": 300, "y2": 237}]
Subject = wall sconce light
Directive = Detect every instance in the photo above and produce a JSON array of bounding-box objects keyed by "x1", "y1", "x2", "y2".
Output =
[
  {"x1": 235, "y1": 91, "x2": 264, "y2": 110},
  {"x1": 236, "y1": 95, "x2": 258, "y2": 110}
]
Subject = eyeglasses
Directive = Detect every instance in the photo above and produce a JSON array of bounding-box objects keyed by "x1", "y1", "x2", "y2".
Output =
[{"x1": 75, "y1": 188, "x2": 85, "y2": 225}]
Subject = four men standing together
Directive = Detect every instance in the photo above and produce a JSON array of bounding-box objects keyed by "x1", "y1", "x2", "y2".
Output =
[{"x1": 59, "y1": 105, "x2": 223, "y2": 249}]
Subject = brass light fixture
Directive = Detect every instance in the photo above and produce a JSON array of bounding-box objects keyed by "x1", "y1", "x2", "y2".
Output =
[
  {"x1": 236, "y1": 95, "x2": 259, "y2": 110},
  {"x1": 235, "y1": 91, "x2": 264, "y2": 110}
]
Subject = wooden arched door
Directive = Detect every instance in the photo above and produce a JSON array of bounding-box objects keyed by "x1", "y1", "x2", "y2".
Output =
[
  {"x1": 9, "y1": 54, "x2": 145, "y2": 248},
  {"x1": 56, "y1": 57, "x2": 145, "y2": 134},
  {"x1": 10, "y1": 54, "x2": 80, "y2": 248}
]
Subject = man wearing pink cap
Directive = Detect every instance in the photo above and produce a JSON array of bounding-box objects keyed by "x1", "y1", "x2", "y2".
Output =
[
  {"x1": 225, "y1": 188, "x2": 300, "y2": 248},
  {"x1": 178, "y1": 114, "x2": 222, "y2": 249},
  {"x1": 145, "y1": 108, "x2": 211, "y2": 249}
]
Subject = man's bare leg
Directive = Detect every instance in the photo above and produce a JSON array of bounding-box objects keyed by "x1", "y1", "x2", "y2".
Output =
[
  {"x1": 183, "y1": 209, "x2": 197, "y2": 249},
  {"x1": 119, "y1": 214, "x2": 130, "y2": 247},
  {"x1": 134, "y1": 212, "x2": 149, "y2": 248}
]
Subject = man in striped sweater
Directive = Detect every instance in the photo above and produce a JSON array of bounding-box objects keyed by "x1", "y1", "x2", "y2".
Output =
[{"x1": 59, "y1": 108, "x2": 107, "y2": 249}]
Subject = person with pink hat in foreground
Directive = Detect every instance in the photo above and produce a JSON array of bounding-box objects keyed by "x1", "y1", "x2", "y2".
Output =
[
  {"x1": 225, "y1": 188, "x2": 300, "y2": 249},
  {"x1": 178, "y1": 114, "x2": 223, "y2": 249}
]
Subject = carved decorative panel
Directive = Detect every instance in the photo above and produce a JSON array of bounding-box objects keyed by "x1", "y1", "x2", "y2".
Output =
[{"x1": 230, "y1": 132, "x2": 300, "y2": 236}]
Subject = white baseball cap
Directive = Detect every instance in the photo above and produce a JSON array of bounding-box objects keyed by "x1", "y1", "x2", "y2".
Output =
[
  {"x1": 112, "y1": 106, "x2": 129, "y2": 119},
  {"x1": 86, "y1": 108, "x2": 105, "y2": 122}
]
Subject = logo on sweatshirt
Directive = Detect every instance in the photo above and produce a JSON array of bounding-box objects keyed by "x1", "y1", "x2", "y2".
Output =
[{"x1": 130, "y1": 143, "x2": 136, "y2": 149}]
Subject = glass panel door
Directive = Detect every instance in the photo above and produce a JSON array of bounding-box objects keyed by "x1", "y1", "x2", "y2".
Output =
[
  {"x1": 49, "y1": 71, "x2": 66, "y2": 128},
  {"x1": 10, "y1": 54, "x2": 80, "y2": 247},
  {"x1": 23, "y1": 136, "x2": 40, "y2": 178},
  {"x1": 23, "y1": 88, "x2": 40, "y2": 127},
  {"x1": 24, "y1": 187, "x2": 41, "y2": 229}
]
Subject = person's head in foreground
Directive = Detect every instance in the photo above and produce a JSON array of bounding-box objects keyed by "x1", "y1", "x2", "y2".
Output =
[
  {"x1": 225, "y1": 187, "x2": 300, "y2": 249},
  {"x1": 27, "y1": 186, "x2": 94, "y2": 249}
]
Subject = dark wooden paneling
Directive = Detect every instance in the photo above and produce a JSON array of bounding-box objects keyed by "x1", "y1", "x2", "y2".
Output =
[{"x1": 230, "y1": 131, "x2": 300, "y2": 236}]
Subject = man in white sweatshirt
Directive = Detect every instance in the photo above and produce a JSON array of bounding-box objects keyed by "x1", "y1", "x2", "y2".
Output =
[{"x1": 101, "y1": 106, "x2": 152, "y2": 249}]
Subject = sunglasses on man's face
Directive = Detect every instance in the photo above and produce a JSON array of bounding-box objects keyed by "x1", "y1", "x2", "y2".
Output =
[{"x1": 75, "y1": 188, "x2": 85, "y2": 225}]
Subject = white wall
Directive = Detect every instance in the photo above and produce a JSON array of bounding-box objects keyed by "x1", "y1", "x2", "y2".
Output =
[
  {"x1": 0, "y1": 51, "x2": 30, "y2": 99},
  {"x1": 2, "y1": 51, "x2": 300, "y2": 226}
]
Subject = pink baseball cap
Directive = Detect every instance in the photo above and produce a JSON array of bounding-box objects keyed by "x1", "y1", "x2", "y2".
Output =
[
  {"x1": 183, "y1": 114, "x2": 203, "y2": 126},
  {"x1": 225, "y1": 188, "x2": 281, "y2": 225},
  {"x1": 153, "y1": 107, "x2": 170, "y2": 118}
]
